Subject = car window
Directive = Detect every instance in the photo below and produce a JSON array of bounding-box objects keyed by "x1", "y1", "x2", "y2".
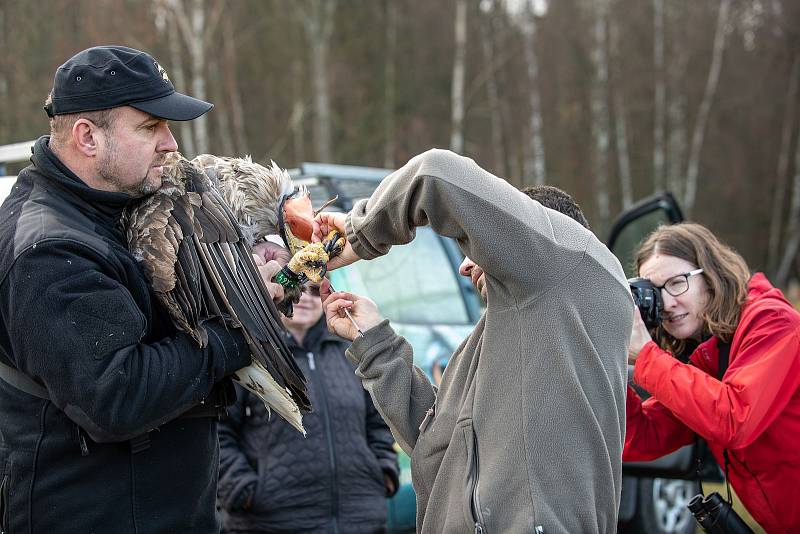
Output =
[
  {"x1": 328, "y1": 226, "x2": 470, "y2": 325},
  {"x1": 607, "y1": 193, "x2": 684, "y2": 278},
  {"x1": 610, "y1": 209, "x2": 673, "y2": 278}
]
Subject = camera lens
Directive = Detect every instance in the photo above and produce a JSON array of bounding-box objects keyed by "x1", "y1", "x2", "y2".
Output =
[{"x1": 628, "y1": 277, "x2": 663, "y2": 328}]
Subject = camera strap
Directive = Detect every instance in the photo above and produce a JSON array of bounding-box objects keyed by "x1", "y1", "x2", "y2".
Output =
[
  {"x1": 694, "y1": 436, "x2": 705, "y2": 496},
  {"x1": 694, "y1": 340, "x2": 734, "y2": 503},
  {"x1": 717, "y1": 341, "x2": 735, "y2": 505}
]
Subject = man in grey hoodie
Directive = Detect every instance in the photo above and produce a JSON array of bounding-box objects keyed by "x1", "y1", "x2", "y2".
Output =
[{"x1": 315, "y1": 149, "x2": 631, "y2": 533}]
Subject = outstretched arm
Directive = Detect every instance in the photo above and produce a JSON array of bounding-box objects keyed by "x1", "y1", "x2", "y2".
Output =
[
  {"x1": 320, "y1": 281, "x2": 436, "y2": 454},
  {"x1": 318, "y1": 149, "x2": 595, "y2": 300}
]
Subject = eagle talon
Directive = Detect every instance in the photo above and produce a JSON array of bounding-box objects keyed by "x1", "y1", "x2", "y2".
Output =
[
  {"x1": 323, "y1": 230, "x2": 346, "y2": 257},
  {"x1": 283, "y1": 241, "x2": 334, "y2": 284}
]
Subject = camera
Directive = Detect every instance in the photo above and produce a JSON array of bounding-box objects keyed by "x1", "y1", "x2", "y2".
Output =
[
  {"x1": 688, "y1": 492, "x2": 754, "y2": 534},
  {"x1": 628, "y1": 277, "x2": 663, "y2": 328}
]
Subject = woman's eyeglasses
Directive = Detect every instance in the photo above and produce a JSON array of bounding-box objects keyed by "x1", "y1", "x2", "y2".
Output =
[{"x1": 653, "y1": 268, "x2": 704, "y2": 297}]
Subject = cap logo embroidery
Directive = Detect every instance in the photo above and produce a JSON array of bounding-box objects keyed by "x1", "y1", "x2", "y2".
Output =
[{"x1": 154, "y1": 61, "x2": 170, "y2": 83}]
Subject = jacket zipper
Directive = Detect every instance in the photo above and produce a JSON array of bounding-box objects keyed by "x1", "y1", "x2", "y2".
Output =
[
  {"x1": 76, "y1": 425, "x2": 89, "y2": 456},
  {"x1": 470, "y1": 430, "x2": 487, "y2": 533},
  {"x1": 308, "y1": 351, "x2": 339, "y2": 534}
]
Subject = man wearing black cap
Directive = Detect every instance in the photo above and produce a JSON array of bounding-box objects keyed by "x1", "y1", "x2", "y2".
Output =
[{"x1": 0, "y1": 45, "x2": 276, "y2": 533}]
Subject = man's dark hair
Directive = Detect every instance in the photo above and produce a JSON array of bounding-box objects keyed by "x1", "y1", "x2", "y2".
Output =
[{"x1": 520, "y1": 185, "x2": 590, "y2": 230}]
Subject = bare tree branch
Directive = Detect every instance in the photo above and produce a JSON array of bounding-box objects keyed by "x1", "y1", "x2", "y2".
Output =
[
  {"x1": 776, "y1": 123, "x2": 800, "y2": 286},
  {"x1": 203, "y1": 0, "x2": 225, "y2": 43},
  {"x1": 768, "y1": 54, "x2": 800, "y2": 274},
  {"x1": 155, "y1": 0, "x2": 196, "y2": 155},
  {"x1": 653, "y1": 0, "x2": 666, "y2": 192},
  {"x1": 383, "y1": 0, "x2": 397, "y2": 168},
  {"x1": 590, "y1": 0, "x2": 611, "y2": 227},
  {"x1": 479, "y1": 0, "x2": 506, "y2": 177},
  {"x1": 296, "y1": 0, "x2": 337, "y2": 162},
  {"x1": 684, "y1": 0, "x2": 731, "y2": 215},
  {"x1": 521, "y1": 0, "x2": 546, "y2": 186},
  {"x1": 450, "y1": 0, "x2": 467, "y2": 153}
]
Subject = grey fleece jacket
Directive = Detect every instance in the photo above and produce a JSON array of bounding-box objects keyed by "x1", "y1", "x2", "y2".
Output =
[{"x1": 343, "y1": 149, "x2": 632, "y2": 534}]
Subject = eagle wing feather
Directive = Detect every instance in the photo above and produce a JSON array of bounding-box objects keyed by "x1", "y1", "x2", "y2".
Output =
[{"x1": 125, "y1": 153, "x2": 311, "y2": 432}]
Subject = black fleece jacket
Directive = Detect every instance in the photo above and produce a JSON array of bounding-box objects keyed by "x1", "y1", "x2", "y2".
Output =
[
  {"x1": 0, "y1": 137, "x2": 251, "y2": 534},
  {"x1": 219, "y1": 316, "x2": 399, "y2": 534}
]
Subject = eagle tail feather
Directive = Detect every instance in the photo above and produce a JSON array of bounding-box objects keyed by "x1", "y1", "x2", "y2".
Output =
[{"x1": 233, "y1": 362, "x2": 306, "y2": 435}]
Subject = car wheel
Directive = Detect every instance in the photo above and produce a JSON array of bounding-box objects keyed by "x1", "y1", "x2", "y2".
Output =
[{"x1": 620, "y1": 478, "x2": 697, "y2": 534}]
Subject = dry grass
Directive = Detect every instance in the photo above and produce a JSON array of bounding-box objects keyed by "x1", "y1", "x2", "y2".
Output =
[{"x1": 786, "y1": 280, "x2": 800, "y2": 310}]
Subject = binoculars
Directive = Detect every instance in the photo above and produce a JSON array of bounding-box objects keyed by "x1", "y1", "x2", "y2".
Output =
[{"x1": 688, "y1": 492, "x2": 754, "y2": 534}]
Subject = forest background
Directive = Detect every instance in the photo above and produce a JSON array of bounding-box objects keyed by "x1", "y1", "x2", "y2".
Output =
[{"x1": 2, "y1": 0, "x2": 799, "y2": 288}]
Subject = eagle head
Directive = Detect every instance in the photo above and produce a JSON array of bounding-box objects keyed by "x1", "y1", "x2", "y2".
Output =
[
  {"x1": 192, "y1": 155, "x2": 295, "y2": 247},
  {"x1": 279, "y1": 185, "x2": 314, "y2": 256}
]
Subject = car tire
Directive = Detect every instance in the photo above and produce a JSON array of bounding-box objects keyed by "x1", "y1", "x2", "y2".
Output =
[{"x1": 619, "y1": 478, "x2": 697, "y2": 534}]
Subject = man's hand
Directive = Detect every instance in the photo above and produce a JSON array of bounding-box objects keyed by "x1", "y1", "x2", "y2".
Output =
[
  {"x1": 312, "y1": 212, "x2": 359, "y2": 271},
  {"x1": 319, "y1": 279, "x2": 382, "y2": 341},
  {"x1": 628, "y1": 305, "x2": 653, "y2": 364},
  {"x1": 252, "y1": 254, "x2": 285, "y2": 304},
  {"x1": 252, "y1": 239, "x2": 291, "y2": 266}
]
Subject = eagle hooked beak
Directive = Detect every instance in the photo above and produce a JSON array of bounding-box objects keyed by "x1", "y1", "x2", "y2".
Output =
[{"x1": 278, "y1": 186, "x2": 314, "y2": 255}]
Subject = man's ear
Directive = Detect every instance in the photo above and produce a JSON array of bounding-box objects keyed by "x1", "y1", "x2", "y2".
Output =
[{"x1": 72, "y1": 118, "x2": 100, "y2": 157}]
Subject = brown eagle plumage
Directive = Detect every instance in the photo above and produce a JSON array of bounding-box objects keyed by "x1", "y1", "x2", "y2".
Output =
[
  {"x1": 192, "y1": 154, "x2": 297, "y2": 247},
  {"x1": 191, "y1": 154, "x2": 319, "y2": 316},
  {"x1": 124, "y1": 152, "x2": 310, "y2": 434}
]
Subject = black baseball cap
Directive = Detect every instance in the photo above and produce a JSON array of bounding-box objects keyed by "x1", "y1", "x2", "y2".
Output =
[{"x1": 44, "y1": 45, "x2": 212, "y2": 121}]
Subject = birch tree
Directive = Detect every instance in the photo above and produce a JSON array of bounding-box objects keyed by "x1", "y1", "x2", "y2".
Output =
[
  {"x1": 296, "y1": 0, "x2": 337, "y2": 163},
  {"x1": 290, "y1": 58, "x2": 306, "y2": 165},
  {"x1": 479, "y1": 0, "x2": 505, "y2": 177},
  {"x1": 684, "y1": 0, "x2": 731, "y2": 215},
  {"x1": 776, "y1": 125, "x2": 800, "y2": 287},
  {"x1": 211, "y1": 66, "x2": 235, "y2": 156},
  {"x1": 383, "y1": 0, "x2": 397, "y2": 168},
  {"x1": 768, "y1": 54, "x2": 799, "y2": 274},
  {"x1": 610, "y1": 17, "x2": 632, "y2": 208},
  {"x1": 521, "y1": 0, "x2": 546, "y2": 186},
  {"x1": 450, "y1": 0, "x2": 467, "y2": 154},
  {"x1": 589, "y1": 0, "x2": 611, "y2": 227},
  {"x1": 667, "y1": 71, "x2": 688, "y2": 197},
  {"x1": 161, "y1": 0, "x2": 224, "y2": 155},
  {"x1": 222, "y1": 14, "x2": 248, "y2": 155},
  {"x1": 666, "y1": 2, "x2": 689, "y2": 199},
  {"x1": 652, "y1": 0, "x2": 666, "y2": 192},
  {"x1": 154, "y1": 0, "x2": 195, "y2": 156}
]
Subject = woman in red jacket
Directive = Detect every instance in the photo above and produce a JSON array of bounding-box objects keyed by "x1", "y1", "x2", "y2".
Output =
[{"x1": 625, "y1": 223, "x2": 800, "y2": 534}]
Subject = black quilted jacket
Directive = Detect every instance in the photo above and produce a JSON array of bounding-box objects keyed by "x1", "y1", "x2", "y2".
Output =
[{"x1": 218, "y1": 316, "x2": 399, "y2": 533}]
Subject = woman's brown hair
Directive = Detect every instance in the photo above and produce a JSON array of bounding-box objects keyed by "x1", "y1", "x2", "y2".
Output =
[{"x1": 634, "y1": 223, "x2": 751, "y2": 355}]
